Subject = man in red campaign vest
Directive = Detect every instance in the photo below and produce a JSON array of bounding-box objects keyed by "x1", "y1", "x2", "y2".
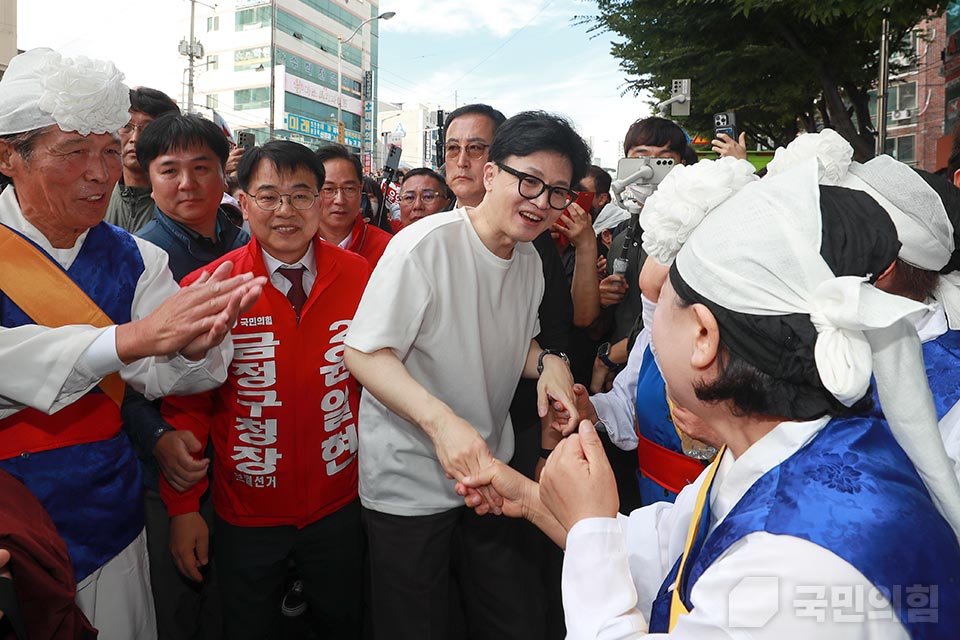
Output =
[
  {"x1": 160, "y1": 140, "x2": 369, "y2": 640},
  {"x1": 315, "y1": 143, "x2": 391, "y2": 270}
]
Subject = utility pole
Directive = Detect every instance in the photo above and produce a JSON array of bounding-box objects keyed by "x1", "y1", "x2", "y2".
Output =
[
  {"x1": 187, "y1": 0, "x2": 196, "y2": 113},
  {"x1": 179, "y1": 0, "x2": 210, "y2": 114},
  {"x1": 269, "y1": 0, "x2": 276, "y2": 140},
  {"x1": 876, "y1": 13, "x2": 890, "y2": 157}
]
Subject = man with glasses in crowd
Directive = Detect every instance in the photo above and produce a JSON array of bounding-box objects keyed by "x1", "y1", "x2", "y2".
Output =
[
  {"x1": 442, "y1": 104, "x2": 502, "y2": 208},
  {"x1": 442, "y1": 103, "x2": 578, "y2": 637},
  {"x1": 396, "y1": 167, "x2": 450, "y2": 229},
  {"x1": 160, "y1": 140, "x2": 368, "y2": 640},
  {"x1": 315, "y1": 143, "x2": 391, "y2": 269},
  {"x1": 125, "y1": 112, "x2": 251, "y2": 640},
  {"x1": 105, "y1": 87, "x2": 181, "y2": 233},
  {"x1": 345, "y1": 111, "x2": 590, "y2": 640}
]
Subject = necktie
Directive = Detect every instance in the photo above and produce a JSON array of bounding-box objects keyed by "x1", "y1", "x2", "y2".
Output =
[{"x1": 277, "y1": 267, "x2": 307, "y2": 318}]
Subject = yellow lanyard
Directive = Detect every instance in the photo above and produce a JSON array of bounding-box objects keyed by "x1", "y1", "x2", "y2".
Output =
[{"x1": 668, "y1": 445, "x2": 726, "y2": 631}]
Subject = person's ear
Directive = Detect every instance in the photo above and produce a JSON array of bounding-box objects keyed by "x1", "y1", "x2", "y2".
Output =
[
  {"x1": 874, "y1": 260, "x2": 897, "y2": 292},
  {"x1": 238, "y1": 191, "x2": 251, "y2": 222},
  {"x1": 596, "y1": 192, "x2": 610, "y2": 209},
  {"x1": 690, "y1": 303, "x2": 721, "y2": 371},
  {"x1": 0, "y1": 140, "x2": 21, "y2": 178},
  {"x1": 482, "y1": 162, "x2": 497, "y2": 192},
  {"x1": 600, "y1": 229, "x2": 613, "y2": 248},
  {"x1": 953, "y1": 167, "x2": 960, "y2": 189}
]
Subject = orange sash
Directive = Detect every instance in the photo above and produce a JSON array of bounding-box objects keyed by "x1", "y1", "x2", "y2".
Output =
[{"x1": 0, "y1": 224, "x2": 124, "y2": 406}]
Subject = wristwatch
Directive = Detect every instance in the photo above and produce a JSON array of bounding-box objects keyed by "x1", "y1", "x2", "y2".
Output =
[
  {"x1": 537, "y1": 348, "x2": 570, "y2": 375},
  {"x1": 597, "y1": 342, "x2": 618, "y2": 369}
]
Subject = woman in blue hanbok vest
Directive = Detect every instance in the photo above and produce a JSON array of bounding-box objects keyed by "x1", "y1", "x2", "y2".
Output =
[{"x1": 456, "y1": 156, "x2": 960, "y2": 639}]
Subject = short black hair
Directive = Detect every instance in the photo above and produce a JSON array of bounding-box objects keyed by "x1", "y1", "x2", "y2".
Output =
[
  {"x1": 488, "y1": 111, "x2": 592, "y2": 187},
  {"x1": 136, "y1": 113, "x2": 230, "y2": 172},
  {"x1": 236, "y1": 140, "x2": 325, "y2": 193},
  {"x1": 401, "y1": 167, "x2": 452, "y2": 199},
  {"x1": 673, "y1": 281, "x2": 875, "y2": 420},
  {"x1": 314, "y1": 143, "x2": 363, "y2": 183},
  {"x1": 622, "y1": 116, "x2": 687, "y2": 158},
  {"x1": 129, "y1": 87, "x2": 180, "y2": 119},
  {"x1": 444, "y1": 104, "x2": 506, "y2": 136},
  {"x1": 580, "y1": 165, "x2": 612, "y2": 195}
]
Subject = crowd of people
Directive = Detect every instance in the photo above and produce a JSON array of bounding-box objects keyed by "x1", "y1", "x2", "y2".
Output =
[{"x1": 0, "y1": 45, "x2": 959, "y2": 640}]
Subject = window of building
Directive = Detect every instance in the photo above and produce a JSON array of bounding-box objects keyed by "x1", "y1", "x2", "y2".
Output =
[
  {"x1": 206, "y1": 55, "x2": 219, "y2": 71},
  {"x1": 297, "y1": 0, "x2": 362, "y2": 31},
  {"x1": 206, "y1": 94, "x2": 219, "y2": 110},
  {"x1": 236, "y1": 6, "x2": 272, "y2": 30},
  {"x1": 884, "y1": 134, "x2": 916, "y2": 165},
  {"x1": 235, "y1": 87, "x2": 271, "y2": 111},
  {"x1": 277, "y1": 11, "x2": 362, "y2": 67},
  {"x1": 868, "y1": 80, "x2": 919, "y2": 127},
  {"x1": 207, "y1": 16, "x2": 219, "y2": 32}
]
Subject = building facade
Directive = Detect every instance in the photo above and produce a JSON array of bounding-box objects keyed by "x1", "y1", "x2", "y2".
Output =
[
  {"x1": 868, "y1": 14, "x2": 947, "y2": 170},
  {"x1": 191, "y1": 0, "x2": 382, "y2": 172},
  {"x1": 377, "y1": 102, "x2": 441, "y2": 170},
  {"x1": 0, "y1": 0, "x2": 16, "y2": 80}
]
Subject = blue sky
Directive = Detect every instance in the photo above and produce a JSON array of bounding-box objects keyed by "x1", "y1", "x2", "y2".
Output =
[
  {"x1": 376, "y1": 0, "x2": 653, "y2": 166},
  {"x1": 17, "y1": 0, "x2": 653, "y2": 167}
]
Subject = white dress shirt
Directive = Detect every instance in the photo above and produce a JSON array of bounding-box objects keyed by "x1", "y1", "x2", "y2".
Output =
[{"x1": 261, "y1": 244, "x2": 317, "y2": 298}]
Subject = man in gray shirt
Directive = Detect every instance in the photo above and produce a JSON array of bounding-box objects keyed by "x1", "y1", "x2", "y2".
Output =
[{"x1": 104, "y1": 87, "x2": 179, "y2": 232}]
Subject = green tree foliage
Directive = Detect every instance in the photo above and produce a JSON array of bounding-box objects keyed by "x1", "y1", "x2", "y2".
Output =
[{"x1": 590, "y1": 0, "x2": 946, "y2": 159}]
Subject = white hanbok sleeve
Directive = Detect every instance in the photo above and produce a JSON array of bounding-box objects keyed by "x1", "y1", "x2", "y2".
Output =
[
  {"x1": 562, "y1": 473, "x2": 906, "y2": 639},
  {"x1": 0, "y1": 239, "x2": 230, "y2": 418},
  {"x1": 593, "y1": 329, "x2": 651, "y2": 450},
  {"x1": 562, "y1": 475, "x2": 701, "y2": 639}
]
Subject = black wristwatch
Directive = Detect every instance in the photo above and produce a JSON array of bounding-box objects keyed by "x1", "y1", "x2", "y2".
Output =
[
  {"x1": 597, "y1": 342, "x2": 618, "y2": 369},
  {"x1": 537, "y1": 348, "x2": 570, "y2": 375}
]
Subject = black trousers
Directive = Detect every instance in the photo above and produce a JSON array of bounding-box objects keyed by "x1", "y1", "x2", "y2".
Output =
[
  {"x1": 363, "y1": 505, "x2": 543, "y2": 640},
  {"x1": 144, "y1": 488, "x2": 222, "y2": 640},
  {"x1": 216, "y1": 500, "x2": 363, "y2": 640}
]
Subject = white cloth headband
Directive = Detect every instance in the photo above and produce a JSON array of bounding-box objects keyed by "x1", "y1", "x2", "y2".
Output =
[
  {"x1": 0, "y1": 48, "x2": 130, "y2": 136},
  {"x1": 768, "y1": 129, "x2": 960, "y2": 330},
  {"x1": 640, "y1": 156, "x2": 758, "y2": 266},
  {"x1": 674, "y1": 157, "x2": 960, "y2": 540}
]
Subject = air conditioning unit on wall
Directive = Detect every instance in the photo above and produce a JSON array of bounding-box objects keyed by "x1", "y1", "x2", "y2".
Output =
[{"x1": 892, "y1": 109, "x2": 914, "y2": 121}]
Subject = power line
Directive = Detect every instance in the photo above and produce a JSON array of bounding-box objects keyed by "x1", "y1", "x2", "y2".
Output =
[{"x1": 442, "y1": 1, "x2": 555, "y2": 97}]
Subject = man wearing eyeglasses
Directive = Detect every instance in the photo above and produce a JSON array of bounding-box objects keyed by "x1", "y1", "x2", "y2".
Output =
[
  {"x1": 160, "y1": 140, "x2": 369, "y2": 639},
  {"x1": 104, "y1": 87, "x2": 180, "y2": 233},
  {"x1": 315, "y1": 143, "x2": 392, "y2": 269},
  {"x1": 442, "y1": 104, "x2": 504, "y2": 208},
  {"x1": 443, "y1": 104, "x2": 577, "y2": 638},
  {"x1": 130, "y1": 113, "x2": 251, "y2": 640},
  {"x1": 345, "y1": 111, "x2": 591, "y2": 640},
  {"x1": 397, "y1": 167, "x2": 451, "y2": 228}
]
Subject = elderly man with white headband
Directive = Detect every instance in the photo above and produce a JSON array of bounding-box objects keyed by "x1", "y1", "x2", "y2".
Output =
[
  {"x1": 0, "y1": 48, "x2": 265, "y2": 638},
  {"x1": 767, "y1": 130, "x2": 960, "y2": 477},
  {"x1": 456, "y1": 155, "x2": 960, "y2": 638}
]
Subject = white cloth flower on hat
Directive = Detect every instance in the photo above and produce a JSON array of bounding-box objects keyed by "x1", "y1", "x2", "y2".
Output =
[
  {"x1": 640, "y1": 156, "x2": 758, "y2": 266},
  {"x1": 766, "y1": 129, "x2": 854, "y2": 185},
  {"x1": 35, "y1": 52, "x2": 130, "y2": 135}
]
